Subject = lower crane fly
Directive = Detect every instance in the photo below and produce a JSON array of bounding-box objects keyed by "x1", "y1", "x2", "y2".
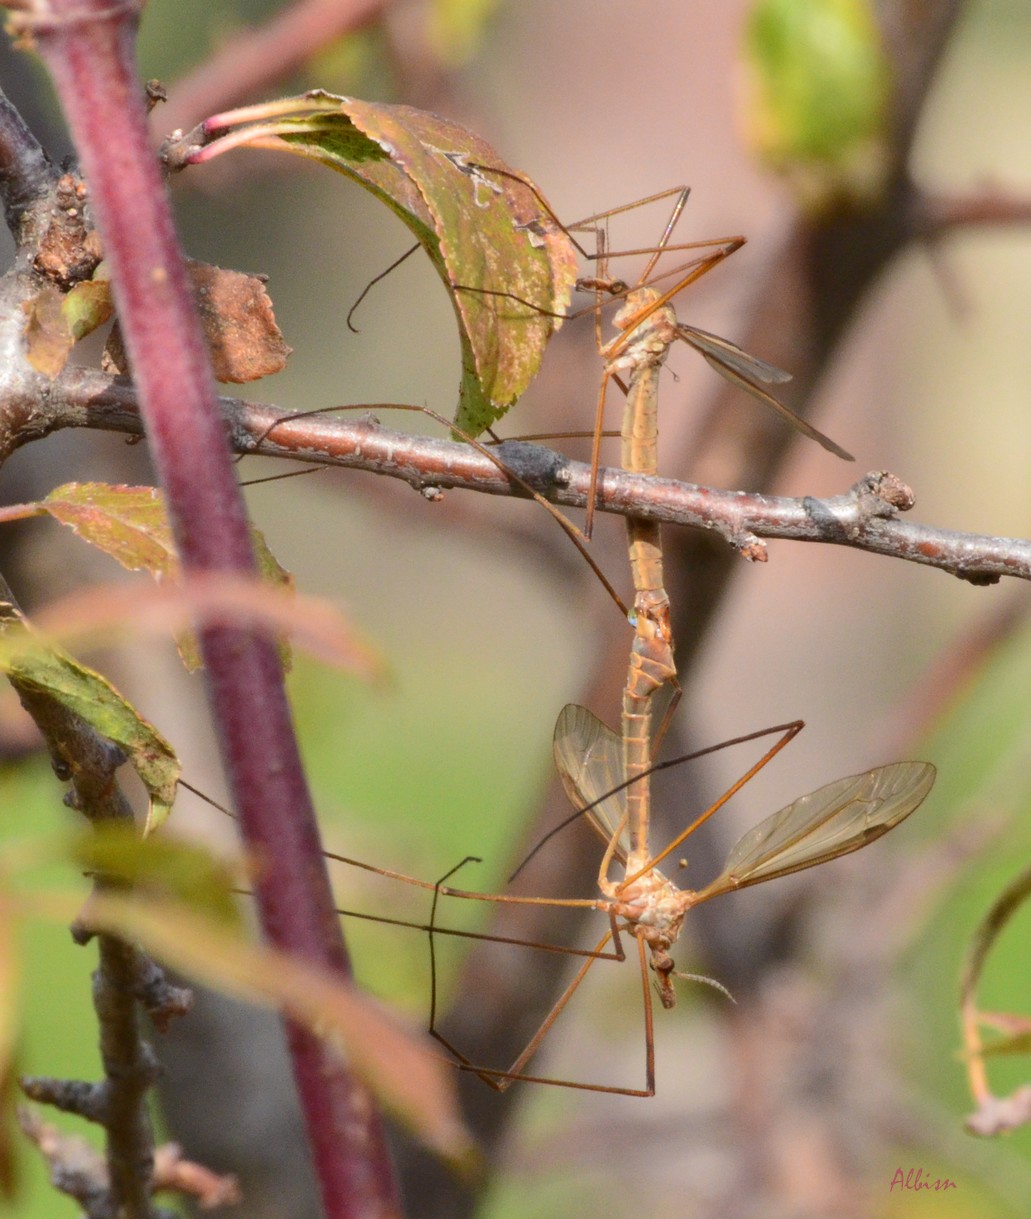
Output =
[{"x1": 320, "y1": 705, "x2": 935, "y2": 1096}]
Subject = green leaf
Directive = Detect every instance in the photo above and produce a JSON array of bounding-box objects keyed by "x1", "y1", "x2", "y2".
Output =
[
  {"x1": 742, "y1": 0, "x2": 891, "y2": 210},
  {"x1": 70, "y1": 823, "x2": 240, "y2": 926},
  {"x1": 63, "y1": 275, "x2": 114, "y2": 342},
  {"x1": 427, "y1": 0, "x2": 500, "y2": 67},
  {"x1": 0, "y1": 623, "x2": 179, "y2": 833},
  {"x1": 22, "y1": 276, "x2": 114, "y2": 379},
  {"x1": 186, "y1": 92, "x2": 577, "y2": 435}
]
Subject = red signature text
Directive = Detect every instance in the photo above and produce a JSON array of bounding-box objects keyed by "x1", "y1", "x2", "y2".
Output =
[{"x1": 889, "y1": 1168, "x2": 958, "y2": 1193}]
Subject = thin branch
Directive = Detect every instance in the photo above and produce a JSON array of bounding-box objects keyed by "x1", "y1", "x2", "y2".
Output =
[
  {"x1": 2, "y1": 575, "x2": 167, "y2": 1219},
  {"x1": 918, "y1": 186, "x2": 1031, "y2": 236},
  {"x1": 0, "y1": 84, "x2": 56, "y2": 244},
  {"x1": 36, "y1": 371, "x2": 1031, "y2": 586}
]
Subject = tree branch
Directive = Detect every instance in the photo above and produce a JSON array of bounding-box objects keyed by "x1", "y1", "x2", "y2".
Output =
[
  {"x1": 0, "y1": 86, "x2": 55, "y2": 243},
  {"x1": 2, "y1": 575, "x2": 172, "y2": 1219},
  {"x1": 29, "y1": 370, "x2": 1031, "y2": 587}
]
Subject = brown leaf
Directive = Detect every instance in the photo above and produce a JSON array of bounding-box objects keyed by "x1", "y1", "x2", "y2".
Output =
[
  {"x1": 187, "y1": 260, "x2": 291, "y2": 383},
  {"x1": 104, "y1": 261, "x2": 291, "y2": 383},
  {"x1": 22, "y1": 284, "x2": 72, "y2": 378}
]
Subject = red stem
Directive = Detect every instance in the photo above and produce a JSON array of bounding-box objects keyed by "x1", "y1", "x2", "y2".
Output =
[{"x1": 24, "y1": 3, "x2": 399, "y2": 1215}]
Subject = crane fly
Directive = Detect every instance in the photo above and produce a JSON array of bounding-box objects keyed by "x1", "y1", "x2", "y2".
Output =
[
  {"x1": 448, "y1": 171, "x2": 853, "y2": 537},
  {"x1": 331, "y1": 708, "x2": 932, "y2": 1095},
  {"x1": 424, "y1": 705, "x2": 933, "y2": 1094},
  {"x1": 574, "y1": 188, "x2": 853, "y2": 536},
  {"x1": 182, "y1": 704, "x2": 934, "y2": 1096}
]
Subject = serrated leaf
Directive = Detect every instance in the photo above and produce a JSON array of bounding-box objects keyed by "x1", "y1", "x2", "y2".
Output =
[
  {"x1": 190, "y1": 92, "x2": 577, "y2": 435},
  {"x1": 0, "y1": 623, "x2": 179, "y2": 833},
  {"x1": 44, "y1": 483, "x2": 176, "y2": 577},
  {"x1": 42, "y1": 482, "x2": 294, "y2": 672}
]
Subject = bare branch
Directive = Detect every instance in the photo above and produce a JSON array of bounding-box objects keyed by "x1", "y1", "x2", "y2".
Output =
[
  {"x1": 0, "y1": 84, "x2": 56, "y2": 243},
  {"x1": 2, "y1": 575, "x2": 168, "y2": 1219},
  {"x1": 37, "y1": 370, "x2": 1031, "y2": 587},
  {"x1": 918, "y1": 186, "x2": 1031, "y2": 237}
]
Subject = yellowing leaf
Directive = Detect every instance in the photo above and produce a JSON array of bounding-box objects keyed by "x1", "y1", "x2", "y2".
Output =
[
  {"x1": 42, "y1": 482, "x2": 295, "y2": 672},
  {"x1": 177, "y1": 93, "x2": 577, "y2": 435},
  {"x1": 0, "y1": 622, "x2": 179, "y2": 833},
  {"x1": 44, "y1": 483, "x2": 176, "y2": 578}
]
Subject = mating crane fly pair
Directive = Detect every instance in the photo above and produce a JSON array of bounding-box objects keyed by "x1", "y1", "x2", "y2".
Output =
[
  {"x1": 235, "y1": 169, "x2": 934, "y2": 1093},
  {"x1": 304, "y1": 173, "x2": 936, "y2": 1095}
]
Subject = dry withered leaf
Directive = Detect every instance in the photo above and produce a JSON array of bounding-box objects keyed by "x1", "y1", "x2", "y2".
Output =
[{"x1": 104, "y1": 260, "x2": 291, "y2": 383}]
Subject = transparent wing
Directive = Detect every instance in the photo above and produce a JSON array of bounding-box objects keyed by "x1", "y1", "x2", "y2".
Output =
[
  {"x1": 552, "y1": 704, "x2": 629, "y2": 862},
  {"x1": 678, "y1": 324, "x2": 793, "y2": 385},
  {"x1": 677, "y1": 324, "x2": 854, "y2": 462},
  {"x1": 693, "y1": 761, "x2": 936, "y2": 903}
]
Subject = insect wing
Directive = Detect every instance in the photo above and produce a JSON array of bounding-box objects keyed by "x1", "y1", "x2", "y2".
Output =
[
  {"x1": 678, "y1": 324, "x2": 793, "y2": 385},
  {"x1": 678, "y1": 324, "x2": 854, "y2": 462},
  {"x1": 552, "y1": 704, "x2": 630, "y2": 862},
  {"x1": 694, "y1": 761, "x2": 935, "y2": 902}
]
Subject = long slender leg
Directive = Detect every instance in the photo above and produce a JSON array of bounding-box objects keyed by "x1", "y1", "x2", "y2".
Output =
[
  {"x1": 428, "y1": 914, "x2": 662, "y2": 1096},
  {"x1": 462, "y1": 167, "x2": 723, "y2": 269},
  {"x1": 622, "y1": 721, "x2": 805, "y2": 885},
  {"x1": 246, "y1": 400, "x2": 628, "y2": 618},
  {"x1": 636, "y1": 932, "x2": 656, "y2": 1098},
  {"x1": 183, "y1": 777, "x2": 611, "y2": 919},
  {"x1": 584, "y1": 366, "x2": 614, "y2": 539}
]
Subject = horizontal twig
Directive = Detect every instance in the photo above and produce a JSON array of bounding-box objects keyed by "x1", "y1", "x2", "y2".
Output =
[{"x1": 42, "y1": 368, "x2": 1031, "y2": 585}]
